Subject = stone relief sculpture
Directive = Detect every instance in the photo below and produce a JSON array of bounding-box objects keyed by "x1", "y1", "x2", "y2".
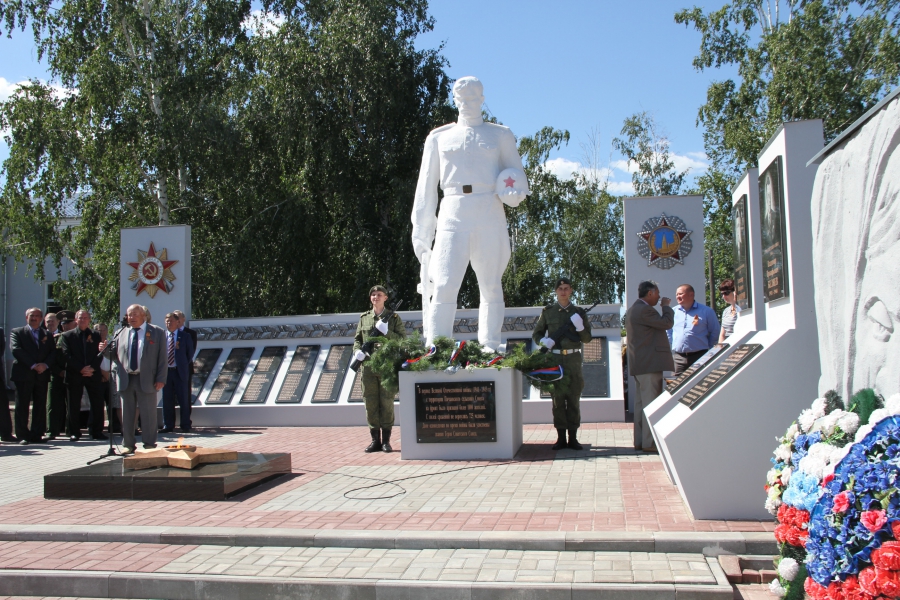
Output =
[
  {"x1": 812, "y1": 93, "x2": 900, "y2": 398},
  {"x1": 411, "y1": 76, "x2": 529, "y2": 351}
]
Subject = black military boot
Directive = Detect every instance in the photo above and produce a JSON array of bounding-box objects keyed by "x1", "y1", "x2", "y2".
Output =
[
  {"x1": 567, "y1": 429, "x2": 583, "y2": 451},
  {"x1": 551, "y1": 428, "x2": 567, "y2": 450},
  {"x1": 365, "y1": 428, "x2": 382, "y2": 453},
  {"x1": 381, "y1": 427, "x2": 393, "y2": 453}
]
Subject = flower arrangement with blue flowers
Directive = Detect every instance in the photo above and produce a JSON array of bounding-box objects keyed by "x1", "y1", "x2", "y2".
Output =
[{"x1": 802, "y1": 395, "x2": 900, "y2": 600}]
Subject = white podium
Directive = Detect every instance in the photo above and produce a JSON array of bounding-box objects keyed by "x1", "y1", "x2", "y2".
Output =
[{"x1": 399, "y1": 367, "x2": 523, "y2": 460}]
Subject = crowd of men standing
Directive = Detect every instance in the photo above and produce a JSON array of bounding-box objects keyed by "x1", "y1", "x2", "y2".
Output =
[{"x1": 0, "y1": 305, "x2": 196, "y2": 453}]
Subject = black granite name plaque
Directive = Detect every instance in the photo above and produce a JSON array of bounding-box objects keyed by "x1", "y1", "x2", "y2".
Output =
[
  {"x1": 240, "y1": 346, "x2": 287, "y2": 404},
  {"x1": 666, "y1": 343, "x2": 729, "y2": 394},
  {"x1": 679, "y1": 344, "x2": 763, "y2": 409},
  {"x1": 415, "y1": 381, "x2": 496, "y2": 443}
]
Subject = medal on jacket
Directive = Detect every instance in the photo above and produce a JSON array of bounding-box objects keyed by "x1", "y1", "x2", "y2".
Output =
[{"x1": 692, "y1": 315, "x2": 700, "y2": 326}]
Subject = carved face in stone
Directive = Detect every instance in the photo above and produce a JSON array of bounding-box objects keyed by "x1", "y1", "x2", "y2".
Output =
[
  {"x1": 452, "y1": 76, "x2": 484, "y2": 122},
  {"x1": 852, "y1": 143, "x2": 900, "y2": 396}
]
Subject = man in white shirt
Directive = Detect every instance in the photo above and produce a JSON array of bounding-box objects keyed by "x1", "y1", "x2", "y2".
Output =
[{"x1": 99, "y1": 303, "x2": 167, "y2": 452}]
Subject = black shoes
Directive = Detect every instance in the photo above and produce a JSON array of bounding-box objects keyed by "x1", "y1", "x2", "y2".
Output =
[
  {"x1": 18, "y1": 439, "x2": 29, "y2": 445},
  {"x1": 365, "y1": 428, "x2": 382, "y2": 453},
  {"x1": 180, "y1": 427, "x2": 191, "y2": 433},
  {"x1": 551, "y1": 428, "x2": 567, "y2": 451},
  {"x1": 92, "y1": 433, "x2": 108, "y2": 441},
  {"x1": 69, "y1": 435, "x2": 78, "y2": 442},
  {"x1": 567, "y1": 429, "x2": 583, "y2": 451},
  {"x1": 381, "y1": 428, "x2": 393, "y2": 453},
  {"x1": 1, "y1": 436, "x2": 16, "y2": 443},
  {"x1": 160, "y1": 428, "x2": 174, "y2": 433}
]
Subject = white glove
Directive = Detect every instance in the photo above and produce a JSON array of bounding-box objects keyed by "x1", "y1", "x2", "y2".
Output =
[
  {"x1": 570, "y1": 313, "x2": 584, "y2": 331},
  {"x1": 540, "y1": 337, "x2": 555, "y2": 350},
  {"x1": 375, "y1": 319, "x2": 389, "y2": 335},
  {"x1": 354, "y1": 350, "x2": 367, "y2": 361},
  {"x1": 499, "y1": 190, "x2": 526, "y2": 208}
]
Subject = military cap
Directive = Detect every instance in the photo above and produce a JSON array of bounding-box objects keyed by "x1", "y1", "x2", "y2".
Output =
[
  {"x1": 369, "y1": 285, "x2": 389, "y2": 296},
  {"x1": 554, "y1": 277, "x2": 573, "y2": 289},
  {"x1": 56, "y1": 310, "x2": 76, "y2": 324}
]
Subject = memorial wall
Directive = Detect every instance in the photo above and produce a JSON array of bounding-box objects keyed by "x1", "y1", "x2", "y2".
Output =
[{"x1": 185, "y1": 305, "x2": 624, "y2": 427}]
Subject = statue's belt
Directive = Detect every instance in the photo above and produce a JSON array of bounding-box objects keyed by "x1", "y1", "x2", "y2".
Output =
[{"x1": 443, "y1": 183, "x2": 493, "y2": 195}]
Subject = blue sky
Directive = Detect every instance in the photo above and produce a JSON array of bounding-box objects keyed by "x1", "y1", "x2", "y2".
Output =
[{"x1": 0, "y1": 0, "x2": 738, "y2": 194}]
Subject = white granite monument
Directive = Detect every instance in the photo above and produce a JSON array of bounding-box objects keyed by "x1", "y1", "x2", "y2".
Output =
[{"x1": 411, "y1": 76, "x2": 529, "y2": 352}]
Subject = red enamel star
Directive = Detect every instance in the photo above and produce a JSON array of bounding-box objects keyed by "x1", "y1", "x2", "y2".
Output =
[
  {"x1": 503, "y1": 176, "x2": 516, "y2": 188},
  {"x1": 127, "y1": 242, "x2": 178, "y2": 298}
]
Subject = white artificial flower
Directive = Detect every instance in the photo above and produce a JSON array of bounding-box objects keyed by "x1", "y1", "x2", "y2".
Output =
[
  {"x1": 765, "y1": 496, "x2": 782, "y2": 515},
  {"x1": 869, "y1": 408, "x2": 889, "y2": 426},
  {"x1": 769, "y1": 579, "x2": 787, "y2": 597},
  {"x1": 811, "y1": 397, "x2": 827, "y2": 418},
  {"x1": 767, "y1": 468, "x2": 779, "y2": 485},
  {"x1": 780, "y1": 466, "x2": 792, "y2": 486},
  {"x1": 855, "y1": 423, "x2": 874, "y2": 443},
  {"x1": 812, "y1": 411, "x2": 844, "y2": 436},
  {"x1": 774, "y1": 443, "x2": 792, "y2": 463},
  {"x1": 885, "y1": 393, "x2": 900, "y2": 415},
  {"x1": 785, "y1": 423, "x2": 800, "y2": 441},
  {"x1": 798, "y1": 409, "x2": 818, "y2": 432},
  {"x1": 836, "y1": 411, "x2": 859, "y2": 435},
  {"x1": 778, "y1": 557, "x2": 799, "y2": 581},
  {"x1": 798, "y1": 447, "x2": 828, "y2": 480}
]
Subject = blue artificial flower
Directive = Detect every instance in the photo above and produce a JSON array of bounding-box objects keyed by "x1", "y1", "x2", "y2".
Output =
[{"x1": 783, "y1": 470, "x2": 823, "y2": 512}]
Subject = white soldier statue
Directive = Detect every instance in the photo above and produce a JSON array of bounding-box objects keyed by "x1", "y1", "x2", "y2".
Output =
[{"x1": 412, "y1": 76, "x2": 530, "y2": 351}]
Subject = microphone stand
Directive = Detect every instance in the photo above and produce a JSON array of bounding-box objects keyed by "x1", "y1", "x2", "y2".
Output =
[{"x1": 87, "y1": 318, "x2": 128, "y2": 465}]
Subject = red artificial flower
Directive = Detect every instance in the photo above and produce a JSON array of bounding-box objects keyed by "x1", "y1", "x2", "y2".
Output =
[
  {"x1": 892, "y1": 520, "x2": 900, "y2": 541},
  {"x1": 859, "y1": 567, "x2": 880, "y2": 597},
  {"x1": 777, "y1": 504, "x2": 810, "y2": 528},
  {"x1": 861, "y1": 510, "x2": 888, "y2": 533},
  {"x1": 806, "y1": 576, "x2": 829, "y2": 600},
  {"x1": 787, "y1": 525, "x2": 809, "y2": 548},
  {"x1": 833, "y1": 491, "x2": 851, "y2": 513},
  {"x1": 775, "y1": 523, "x2": 790, "y2": 543},
  {"x1": 838, "y1": 575, "x2": 872, "y2": 600},
  {"x1": 823, "y1": 473, "x2": 835, "y2": 487},
  {"x1": 872, "y1": 541, "x2": 900, "y2": 571},
  {"x1": 876, "y1": 568, "x2": 900, "y2": 598}
]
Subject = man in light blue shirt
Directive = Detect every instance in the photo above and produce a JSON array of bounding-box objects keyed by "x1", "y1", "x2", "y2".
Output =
[{"x1": 667, "y1": 284, "x2": 721, "y2": 375}]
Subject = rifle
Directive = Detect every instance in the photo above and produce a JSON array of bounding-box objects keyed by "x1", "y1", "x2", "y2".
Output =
[
  {"x1": 539, "y1": 299, "x2": 603, "y2": 354},
  {"x1": 349, "y1": 299, "x2": 404, "y2": 372}
]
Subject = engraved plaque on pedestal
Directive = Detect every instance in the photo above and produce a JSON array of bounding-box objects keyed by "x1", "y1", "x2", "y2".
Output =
[
  {"x1": 275, "y1": 345, "x2": 320, "y2": 403},
  {"x1": 206, "y1": 348, "x2": 254, "y2": 405},
  {"x1": 415, "y1": 381, "x2": 496, "y2": 443},
  {"x1": 191, "y1": 348, "x2": 222, "y2": 403},
  {"x1": 666, "y1": 343, "x2": 729, "y2": 394},
  {"x1": 679, "y1": 344, "x2": 763, "y2": 409}
]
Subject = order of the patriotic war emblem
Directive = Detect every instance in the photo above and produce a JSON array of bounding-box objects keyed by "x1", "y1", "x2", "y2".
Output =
[
  {"x1": 127, "y1": 242, "x2": 178, "y2": 298},
  {"x1": 636, "y1": 213, "x2": 693, "y2": 269}
]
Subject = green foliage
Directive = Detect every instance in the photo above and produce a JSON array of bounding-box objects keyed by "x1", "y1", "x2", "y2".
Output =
[
  {"x1": 824, "y1": 389, "x2": 845, "y2": 413},
  {"x1": 612, "y1": 111, "x2": 690, "y2": 197},
  {"x1": 503, "y1": 127, "x2": 624, "y2": 307},
  {"x1": 366, "y1": 335, "x2": 569, "y2": 397},
  {"x1": 848, "y1": 388, "x2": 883, "y2": 425},
  {"x1": 675, "y1": 0, "x2": 900, "y2": 312},
  {"x1": 784, "y1": 562, "x2": 807, "y2": 600},
  {"x1": 0, "y1": 0, "x2": 452, "y2": 323}
]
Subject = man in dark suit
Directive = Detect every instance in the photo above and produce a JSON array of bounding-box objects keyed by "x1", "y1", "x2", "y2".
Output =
[
  {"x1": 624, "y1": 281, "x2": 675, "y2": 453},
  {"x1": 173, "y1": 310, "x2": 197, "y2": 402},
  {"x1": 161, "y1": 312, "x2": 195, "y2": 433},
  {"x1": 58, "y1": 310, "x2": 107, "y2": 442},
  {"x1": 44, "y1": 312, "x2": 68, "y2": 440},
  {"x1": 10, "y1": 307, "x2": 55, "y2": 444},
  {"x1": 0, "y1": 325, "x2": 15, "y2": 442},
  {"x1": 100, "y1": 303, "x2": 167, "y2": 453}
]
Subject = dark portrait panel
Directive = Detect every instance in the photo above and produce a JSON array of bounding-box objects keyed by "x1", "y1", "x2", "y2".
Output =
[
  {"x1": 758, "y1": 156, "x2": 789, "y2": 302},
  {"x1": 732, "y1": 195, "x2": 752, "y2": 310}
]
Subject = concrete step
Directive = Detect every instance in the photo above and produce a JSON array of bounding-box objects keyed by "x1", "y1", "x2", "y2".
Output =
[
  {"x1": 0, "y1": 524, "x2": 776, "y2": 555},
  {"x1": 0, "y1": 544, "x2": 735, "y2": 599}
]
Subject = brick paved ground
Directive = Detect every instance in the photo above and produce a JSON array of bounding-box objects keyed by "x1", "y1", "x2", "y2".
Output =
[{"x1": 0, "y1": 423, "x2": 772, "y2": 533}]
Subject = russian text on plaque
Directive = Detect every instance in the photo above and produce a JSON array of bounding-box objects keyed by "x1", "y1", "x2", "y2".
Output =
[
  {"x1": 679, "y1": 344, "x2": 763, "y2": 409},
  {"x1": 415, "y1": 382, "x2": 497, "y2": 443}
]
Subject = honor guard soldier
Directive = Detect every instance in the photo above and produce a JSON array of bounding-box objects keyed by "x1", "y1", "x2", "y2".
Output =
[
  {"x1": 352, "y1": 285, "x2": 406, "y2": 453},
  {"x1": 532, "y1": 278, "x2": 593, "y2": 450}
]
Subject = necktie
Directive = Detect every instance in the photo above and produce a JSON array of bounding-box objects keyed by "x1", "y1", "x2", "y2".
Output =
[
  {"x1": 168, "y1": 332, "x2": 175, "y2": 367},
  {"x1": 32, "y1": 328, "x2": 39, "y2": 346},
  {"x1": 130, "y1": 328, "x2": 139, "y2": 372}
]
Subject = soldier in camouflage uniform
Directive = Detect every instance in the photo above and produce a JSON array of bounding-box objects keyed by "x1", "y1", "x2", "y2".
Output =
[
  {"x1": 532, "y1": 278, "x2": 592, "y2": 450},
  {"x1": 353, "y1": 285, "x2": 406, "y2": 453}
]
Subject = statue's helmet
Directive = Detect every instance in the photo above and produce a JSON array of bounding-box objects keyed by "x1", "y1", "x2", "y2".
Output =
[
  {"x1": 452, "y1": 76, "x2": 483, "y2": 100},
  {"x1": 495, "y1": 167, "x2": 530, "y2": 197}
]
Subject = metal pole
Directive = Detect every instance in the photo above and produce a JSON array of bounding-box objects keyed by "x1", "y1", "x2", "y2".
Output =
[{"x1": 707, "y1": 249, "x2": 716, "y2": 310}]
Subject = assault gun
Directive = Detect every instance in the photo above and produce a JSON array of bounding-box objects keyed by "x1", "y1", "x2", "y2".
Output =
[
  {"x1": 539, "y1": 299, "x2": 603, "y2": 354},
  {"x1": 349, "y1": 300, "x2": 403, "y2": 372}
]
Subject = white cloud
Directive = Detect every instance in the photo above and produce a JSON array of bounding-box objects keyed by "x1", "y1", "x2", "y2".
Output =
[
  {"x1": 610, "y1": 151, "x2": 708, "y2": 176},
  {"x1": 0, "y1": 77, "x2": 25, "y2": 103},
  {"x1": 243, "y1": 10, "x2": 285, "y2": 36},
  {"x1": 607, "y1": 180, "x2": 636, "y2": 195},
  {"x1": 544, "y1": 157, "x2": 614, "y2": 183}
]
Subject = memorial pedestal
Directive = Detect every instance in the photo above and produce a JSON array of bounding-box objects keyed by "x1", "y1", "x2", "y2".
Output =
[{"x1": 399, "y1": 367, "x2": 522, "y2": 460}]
